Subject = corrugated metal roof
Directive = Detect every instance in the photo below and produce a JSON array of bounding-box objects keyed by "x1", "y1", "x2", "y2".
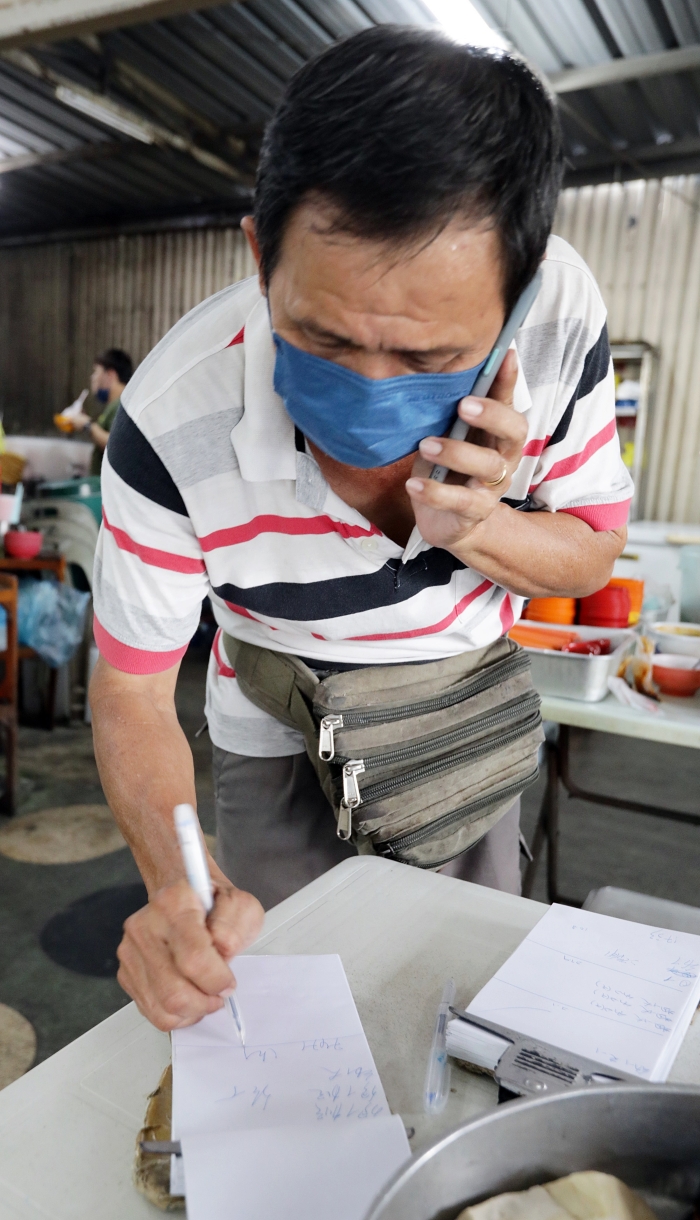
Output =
[
  {"x1": 0, "y1": 0, "x2": 439, "y2": 239},
  {"x1": 475, "y1": 0, "x2": 700, "y2": 185},
  {"x1": 3, "y1": 0, "x2": 700, "y2": 240}
]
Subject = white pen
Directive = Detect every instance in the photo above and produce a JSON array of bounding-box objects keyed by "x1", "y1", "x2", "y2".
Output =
[
  {"x1": 423, "y1": 977, "x2": 455, "y2": 1115},
  {"x1": 173, "y1": 802, "x2": 246, "y2": 1045}
]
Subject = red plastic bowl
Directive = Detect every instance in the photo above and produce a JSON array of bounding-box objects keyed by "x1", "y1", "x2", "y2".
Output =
[
  {"x1": 652, "y1": 653, "x2": 700, "y2": 697},
  {"x1": 4, "y1": 530, "x2": 43, "y2": 559}
]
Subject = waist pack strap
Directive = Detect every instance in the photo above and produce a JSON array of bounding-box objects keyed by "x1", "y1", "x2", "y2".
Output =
[{"x1": 221, "y1": 636, "x2": 335, "y2": 804}]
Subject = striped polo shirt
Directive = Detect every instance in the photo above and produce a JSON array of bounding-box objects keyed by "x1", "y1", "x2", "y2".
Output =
[{"x1": 93, "y1": 234, "x2": 633, "y2": 757}]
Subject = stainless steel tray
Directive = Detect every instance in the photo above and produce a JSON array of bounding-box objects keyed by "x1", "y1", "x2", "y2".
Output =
[{"x1": 522, "y1": 623, "x2": 636, "y2": 702}]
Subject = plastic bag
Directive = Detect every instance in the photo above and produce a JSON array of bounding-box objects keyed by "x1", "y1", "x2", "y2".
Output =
[
  {"x1": 616, "y1": 634, "x2": 658, "y2": 698},
  {"x1": 17, "y1": 578, "x2": 90, "y2": 668}
]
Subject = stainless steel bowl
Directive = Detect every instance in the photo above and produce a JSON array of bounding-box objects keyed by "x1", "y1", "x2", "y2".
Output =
[{"x1": 367, "y1": 1085, "x2": 700, "y2": 1220}]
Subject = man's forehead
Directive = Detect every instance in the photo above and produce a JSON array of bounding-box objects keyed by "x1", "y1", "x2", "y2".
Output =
[{"x1": 272, "y1": 203, "x2": 505, "y2": 346}]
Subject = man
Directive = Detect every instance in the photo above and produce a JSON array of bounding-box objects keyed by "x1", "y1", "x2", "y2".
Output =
[
  {"x1": 73, "y1": 348, "x2": 133, "y2": 473},
  {"x1": 90, "y1": 28, "x2": 632, "y2": 1031}
]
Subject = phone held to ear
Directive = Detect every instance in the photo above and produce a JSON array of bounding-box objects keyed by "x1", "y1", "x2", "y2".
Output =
[{"x1": 427, "y1": 267, "x2": 543, "y2": 485}]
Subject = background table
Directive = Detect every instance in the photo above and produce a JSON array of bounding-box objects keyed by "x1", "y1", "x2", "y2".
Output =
[
  {"x1": 523, "y1": 692, "x2": 700, "y2": 904},
  {"x1": 1, "y1": 856, "x2": 700, "y2": 1219}
]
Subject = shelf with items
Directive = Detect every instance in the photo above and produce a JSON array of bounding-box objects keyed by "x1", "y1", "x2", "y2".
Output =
[{"x1": 610, "y1": 342, "x2": 658, "y2": 521}]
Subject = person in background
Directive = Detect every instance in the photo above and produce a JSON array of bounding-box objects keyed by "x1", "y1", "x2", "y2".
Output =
[{"x1": 72, "y1": 349, "x2": 133, "y2": 474}]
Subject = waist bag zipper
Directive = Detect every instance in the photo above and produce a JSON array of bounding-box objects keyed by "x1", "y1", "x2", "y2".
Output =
[
  {"x1": 317, "y1": 649, "x2": 528, "y2": 762},
  {"x1": 334, "y1": 691, "x2": 540, "y2": 773},
  {"x1": 335, "y1": 708, "x2": 541, "y2": 834},
  {"x1": 337, "y1": 760, "x2": 365, "y2": 841},
  {"x1": 381, "y1": 768, "x2": 540, "y2": 863}
]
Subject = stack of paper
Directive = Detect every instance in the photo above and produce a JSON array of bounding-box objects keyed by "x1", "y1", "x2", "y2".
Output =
[
  {"x1": 172, "y1": 954, "x2": 411, "y2": 1220},
  {"x1": 447, "y1": 904, "x2": 700, "y2": 1081}
]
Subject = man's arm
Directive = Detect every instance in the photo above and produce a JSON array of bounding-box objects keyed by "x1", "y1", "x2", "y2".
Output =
[
  {"x1": 448, "y1": 507, "x2": 625, "y2": 598},
  {"x1": 90, "y1": 657, "x2": 263, "y2": 1030},
  {"x1": 406, "y1": 350, "x2": 627, "y2": 596}
]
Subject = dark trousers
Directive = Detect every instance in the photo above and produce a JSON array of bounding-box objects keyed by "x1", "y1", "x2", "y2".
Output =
[{"x1": 213, "y1": 746, "x2": 522, "y2": 911}]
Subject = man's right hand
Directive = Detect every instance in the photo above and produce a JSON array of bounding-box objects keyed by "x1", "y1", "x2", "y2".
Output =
[{"x1": 117, "y1": 875, "x2": 264, "y2": 1031}]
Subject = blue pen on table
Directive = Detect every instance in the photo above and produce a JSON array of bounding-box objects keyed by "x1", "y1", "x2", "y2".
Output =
[
  {"x1": 173, "y1": 803, "x2": 245, "y2": 1045},
  {"x1": 423, "y1": 977, "x2": 456, "y2": 1115}
]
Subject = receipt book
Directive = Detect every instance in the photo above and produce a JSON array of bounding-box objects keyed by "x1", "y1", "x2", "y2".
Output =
[
  {"x1": 171, "y1": 954, "x2": 410, "y2": 1220},
  {"x1": 447, "y1": 904, "x2": 700, "y2": 1081}
]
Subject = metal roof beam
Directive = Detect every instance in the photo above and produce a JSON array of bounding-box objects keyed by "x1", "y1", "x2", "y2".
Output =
[
  {"x1": 1, "y1": 48, "x2": 253, "y2": 182},
  {"x1": 0, "y1": 136, "x2": 122, "y2": 172},
  {"x1": 550, "y1": 42, "x2": 700, "y2": 93},
  {"x1": 0, "y1": 0, "x2": 241, "y2": 52}
]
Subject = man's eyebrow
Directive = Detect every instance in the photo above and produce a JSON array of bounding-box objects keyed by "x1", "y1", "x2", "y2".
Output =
[{"x1": 296, "y1": 319, "x2": 470, "y2": 358}]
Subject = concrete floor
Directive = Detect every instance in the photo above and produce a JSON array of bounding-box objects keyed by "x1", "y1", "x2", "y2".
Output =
[
  {"x1": 0, "y1": 650, "x2": 698, "y2": 1071},
  {"x1": 0, "y1": 648, "x2": 216, "y2": 1065}
]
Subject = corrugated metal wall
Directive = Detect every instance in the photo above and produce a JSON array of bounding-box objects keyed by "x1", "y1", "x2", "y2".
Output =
[
  {"x1": 0, "y1": 228, "x2": 256, "y2": 434},
  {"x1": 3, "y1": 186, "x2": 700, "y2": 521},
  {"x1": 554, "y1": 175, "x2": 700, "y2": 524}
]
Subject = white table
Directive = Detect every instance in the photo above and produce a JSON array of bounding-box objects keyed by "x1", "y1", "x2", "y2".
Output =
[
  {"x1": 524, "y1": 692, "x2": 700, "y2": 903},
  {"x1": 540, "y1": 691, "x2": 700, "y2": 749},
  {"x1": 1, "y1": 858, "x2": 700, "y2": 1219}
]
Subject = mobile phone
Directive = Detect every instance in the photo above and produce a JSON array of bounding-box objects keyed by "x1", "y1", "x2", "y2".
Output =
[{"x1": 428, "y1": 266, "x2": 543, "y2": 484}]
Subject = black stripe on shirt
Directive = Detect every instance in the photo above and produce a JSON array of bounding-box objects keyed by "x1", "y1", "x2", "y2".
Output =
[
  {"x1": 107, "y1": 406, "x2": 188, "y2": 517},
  {"x1": 547, "y1": 321, "x2": 610, "y2": 449},
  {"x1": 213, "y1": 548, "x2": 466, "y2": 621}
]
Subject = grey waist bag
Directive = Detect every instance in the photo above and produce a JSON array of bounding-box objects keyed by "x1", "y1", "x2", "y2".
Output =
[{"x1": 222, "y1": 634, "x2": 544, "y2": 870}]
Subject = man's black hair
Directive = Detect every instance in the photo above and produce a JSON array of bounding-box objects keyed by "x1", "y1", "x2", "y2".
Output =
[
  {"x1": 254, "y1": 26, "x2": 563, "y2": 314},
  {"x1": 96, "y1": 348, "x2": 133, "y2": 385}
]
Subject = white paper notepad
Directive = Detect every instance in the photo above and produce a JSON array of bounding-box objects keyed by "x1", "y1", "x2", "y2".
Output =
[
  {"x1": 462, "y1": 904, "x2": 700, "y2": 1081},
  {"x1": 171, "y1": 954, "x2": 411, "y2": 1219}
]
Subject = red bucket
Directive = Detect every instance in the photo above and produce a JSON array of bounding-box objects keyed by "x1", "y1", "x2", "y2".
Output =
[{"x1": 578, "y1": 584, "x2": 631, "y2": 628}]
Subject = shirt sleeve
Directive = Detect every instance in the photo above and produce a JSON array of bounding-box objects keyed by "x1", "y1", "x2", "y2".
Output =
[
  {"x1": 525, "y1": 269, "x2": 633, "y2": 532},
  {"x1": 93, "y1": 404, "x2": 209, "y2": 674}
]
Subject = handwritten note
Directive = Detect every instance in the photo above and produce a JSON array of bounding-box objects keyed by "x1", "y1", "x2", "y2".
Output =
[
  {"x1": 172, "y1": 955, "x2": 410, "y2": 1220},
  {"x1": 467, "y1": 904, "x2": 700, "y2": 1081},
  {"x1": 181, "y1": 1115, "x2": 411, "y2": 1220}
]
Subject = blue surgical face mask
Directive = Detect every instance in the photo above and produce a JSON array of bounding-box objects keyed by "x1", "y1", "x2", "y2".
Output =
[
  {"x1": 95, "y1": 388, "x2": 110, "y2": 405},
  {"x1": 272, "y1": 332, "x2": 487, "y2": 469}
]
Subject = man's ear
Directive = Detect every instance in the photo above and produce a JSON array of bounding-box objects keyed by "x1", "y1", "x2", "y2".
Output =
[{"x1": 240, "y1": 216, "x2": 266, "y2": 295}]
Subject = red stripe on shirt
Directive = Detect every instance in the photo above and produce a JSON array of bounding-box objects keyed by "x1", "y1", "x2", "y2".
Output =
[
  {"x1": 103, "y1": 511, "x2": 206, "y2": 575},
  {"x1": 560, "y1": 499, "x2": 631, "y2": 531},
  {"x1": 522, "y1": 435, "x2": 551, "y2": 458},
  {"x1": 199, "y1": 515, "x2": 381, "y2": 552},
  {"x1": 529, "y1": 419, "x2": 617, "y2": 491},
  {"x1": 94, "y1": 615, "x2": 187, "y2": 674},
  {"x1": 212, "y1": 628, "x2": 236, "y2": 677},
  {"x1": 227, "y1": 326, "x2": 245, "y2": 347},
  {"x1": 348, "y1": 578, "x2": 493, "y2": 641},
  {"x1": 224, "y1": 600, "x2": 278, "y2": 629},
  {"x1": 499, "y1": 593, "x2": 515, "y2": 635}
]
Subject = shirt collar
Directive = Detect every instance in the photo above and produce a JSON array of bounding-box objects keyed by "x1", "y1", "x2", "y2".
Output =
[
  {"x1": 230, "y1": 293, "x2": 297, "y2": 483},
  {"x1": 512, "y1": 339, "x2": 533, "y2": 414}
]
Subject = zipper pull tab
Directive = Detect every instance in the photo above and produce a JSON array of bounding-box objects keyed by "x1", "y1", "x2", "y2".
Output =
[
  {"x1": 337, "y1": 759, "x2": 365, "y2": 840},
  {"x1": 319, "y1": 714, "x2": 343, "y2": 762}
]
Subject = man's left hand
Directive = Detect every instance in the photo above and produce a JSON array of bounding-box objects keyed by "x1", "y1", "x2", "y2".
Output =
[{"x1": 405, "y1": 348, "x2": 525, "y2": 555}]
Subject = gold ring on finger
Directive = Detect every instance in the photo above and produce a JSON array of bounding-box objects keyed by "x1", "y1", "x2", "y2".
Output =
[{"x1": 483, "y1": 462, "x2": 509, "y2": 489}]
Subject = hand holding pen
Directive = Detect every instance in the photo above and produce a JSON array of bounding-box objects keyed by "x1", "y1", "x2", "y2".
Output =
[
  {"x1": 174, "y1": 804, "x2": 247, "y2": 1042},
  {"x1": 115, "y1": 807, "x2": 263, "y2": 1033}
]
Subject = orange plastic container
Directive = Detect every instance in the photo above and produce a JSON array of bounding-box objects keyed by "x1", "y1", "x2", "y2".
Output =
[
  {"x1": 523, "y1": 597, "x2": 577, "y2": 625},
  {"x1": 609, "y1": 577, "x2": 644, "y2": 625},
  {"x1": 509, "y1": 624, "x2": 580, "y2": 651}
]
